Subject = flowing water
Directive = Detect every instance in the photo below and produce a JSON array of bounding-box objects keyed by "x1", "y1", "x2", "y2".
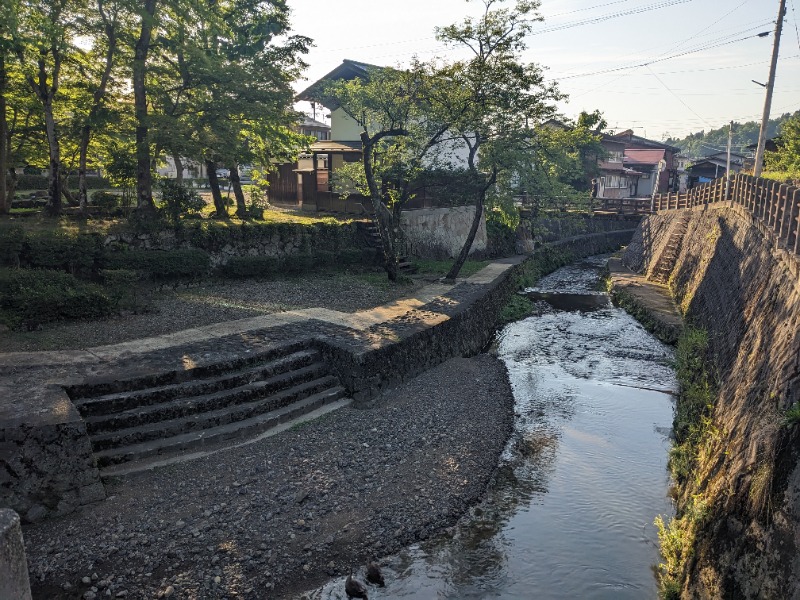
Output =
[{"x1": 307, "y1": 256, "x2": 676, "y2": 599}]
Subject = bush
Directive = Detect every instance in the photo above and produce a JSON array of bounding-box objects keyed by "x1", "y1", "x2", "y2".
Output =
[
  {"x1": 91, "y1": 190, "x2": 120, "y2": 208},
  {"x1": 0, "y1": 225, "x2": 26, "y2": 267},
  {"x1": 283, "y1": 253, "x2": 314, "y2": 273},
  {"x1": 23, "y1": 231, "x2": 103, "y2": 277},
  {"x1": 486, "y1": 219, "x2": 517, "y2": 257},
  {"x1": 159, "y1": 180, "x2": 205, "y2": 225},
  {"x1": 104, "y1": 249, "x2": 210, "y2": 280},
  {"x1": 15, "y1": 174, "x2": 112, "y2": 191},
  {"x1": 220, "y1": 256, "x2": 281, "y2": 279},
  {"x1": 0, "y1": 268, "x2": 113, "y2": 330}
]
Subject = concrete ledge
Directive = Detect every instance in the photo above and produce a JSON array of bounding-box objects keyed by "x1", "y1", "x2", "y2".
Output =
[
  {"x1": 0, "y1": 509, "x2": 32, "y2": 600},
  {"x1": 607, "y1": 257, "x2": 684, "y2": 345}
]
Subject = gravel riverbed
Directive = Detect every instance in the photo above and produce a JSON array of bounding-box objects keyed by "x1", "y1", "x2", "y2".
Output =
[{"x1": 23, "y1": 354, "x2": 514, "y2": 600}]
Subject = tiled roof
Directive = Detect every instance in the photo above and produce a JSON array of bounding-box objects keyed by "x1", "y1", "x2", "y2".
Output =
[{"x1": 624, "y1": 148, "x2": 665, "y2": 166}]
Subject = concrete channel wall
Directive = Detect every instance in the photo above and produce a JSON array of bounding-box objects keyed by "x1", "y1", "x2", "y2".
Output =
[{"x1": 625, "y1": 205, "x2": 800, "y2": 598}]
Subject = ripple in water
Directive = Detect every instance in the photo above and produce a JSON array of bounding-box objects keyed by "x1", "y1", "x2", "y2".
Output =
[{"x1": 305, "y1": 256, "x2": 676, "y2": 600}]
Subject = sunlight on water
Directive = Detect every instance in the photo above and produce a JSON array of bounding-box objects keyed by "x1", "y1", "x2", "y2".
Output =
[{"x1": 305, "y1": 256, "x2": 676, "y2": 600}]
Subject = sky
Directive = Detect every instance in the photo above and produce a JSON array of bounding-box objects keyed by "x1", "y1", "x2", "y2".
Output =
[{"x1": 286, "y1": 0, "x2": 800, "y2": 142}]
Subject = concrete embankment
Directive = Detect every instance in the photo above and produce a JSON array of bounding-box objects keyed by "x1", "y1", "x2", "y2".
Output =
[{"x1": 623, "y1": 204, "x2": 800, "y2": 599}]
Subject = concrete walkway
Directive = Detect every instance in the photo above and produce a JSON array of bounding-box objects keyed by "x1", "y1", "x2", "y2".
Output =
[
  {"x1": 0, "y1": 272, "x2": 494, "y2": 371},
  {"x1": 607, "y1": 256, "x2": 684, "y2": 344}
]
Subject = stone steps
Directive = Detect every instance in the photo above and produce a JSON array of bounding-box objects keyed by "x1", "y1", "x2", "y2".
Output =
[
  {"x1": 73, "y1": 348, "x2": 320, "y2": 417},
  {"x1": 68, "y1": 341, "x2": 350, "y2": 474},
  {"x1": 649, "y1": 215, "x2": 691, "y2": 284},
  {"x1": 94, "y1": 387, "x2": 348, "y2": 471}
]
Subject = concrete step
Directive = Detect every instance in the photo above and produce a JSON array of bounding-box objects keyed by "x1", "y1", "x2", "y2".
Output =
[
  {"x1": 95, "y1": 386, "x2": 348, "y2": 470},
  {"x1": 89, "y1": 375, "x2": 341, "y2": 451},
  {"x1": 67, "y1": 340, "x2": 310, "y2": 400},
  {"x1": 84, "y1": 362, "x2": 329, "y2": 434},
  {"x1": 74, "y1": 349, "x2": 320, "y2": 417}
]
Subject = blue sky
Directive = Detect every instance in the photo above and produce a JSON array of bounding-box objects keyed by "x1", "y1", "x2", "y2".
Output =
[{"x1": 288, "y1": 0, "x2": 800, "y2": 140}]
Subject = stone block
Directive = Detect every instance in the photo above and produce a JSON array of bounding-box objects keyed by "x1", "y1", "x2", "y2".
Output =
[{"x1": 0, "y1": 510, "x2": 32, "y2": 600}]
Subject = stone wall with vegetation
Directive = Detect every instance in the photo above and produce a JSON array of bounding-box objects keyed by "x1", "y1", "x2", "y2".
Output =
[
  {"x1": 516, "y1": 214, "x2": 640, "y2": 253},
  {"x1": 626, "y1": 206, "x2": 800, "y2": 598}
]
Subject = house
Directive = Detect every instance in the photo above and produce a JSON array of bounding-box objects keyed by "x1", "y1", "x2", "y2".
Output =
[
  {"x1": 596, "y1": 134, "x2": 640, "y2": 200},
  {"x1": 686, "y1": 157, "x2": 743, "y2": 188},
  {"x1": 612, "y1": 130, "x2": 680, "y2": 196},
  {"x1": 295, "y1": 59, "x2": 472, "y2": 213}
]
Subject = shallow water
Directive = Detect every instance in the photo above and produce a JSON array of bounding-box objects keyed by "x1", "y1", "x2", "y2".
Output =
[{"x1": 306, "y1": 256, "x2": 676, "y2": 599}]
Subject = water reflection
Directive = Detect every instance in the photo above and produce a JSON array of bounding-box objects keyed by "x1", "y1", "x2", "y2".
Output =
[{"x1": 306, "y1": 256, "x2": 676, "y2": 599}]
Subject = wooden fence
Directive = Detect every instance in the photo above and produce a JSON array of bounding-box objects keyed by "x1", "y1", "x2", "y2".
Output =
[{"x1": 651, "y1": 174, "x2": 800, "y2": 255}]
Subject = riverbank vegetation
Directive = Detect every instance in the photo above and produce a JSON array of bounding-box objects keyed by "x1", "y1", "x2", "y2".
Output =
[{"x1": 654, "y1": 326, "x2": 718, "y2": 599}]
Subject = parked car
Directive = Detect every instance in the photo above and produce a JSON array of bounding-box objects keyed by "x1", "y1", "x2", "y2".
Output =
[{"x1": 215, "y1": 168, "x2": 230, "y2": 179}]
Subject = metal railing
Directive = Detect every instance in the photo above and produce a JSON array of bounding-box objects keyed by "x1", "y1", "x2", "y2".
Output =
[{"x1": 651, "y1": 174, "x2": 800, "y2": 256}]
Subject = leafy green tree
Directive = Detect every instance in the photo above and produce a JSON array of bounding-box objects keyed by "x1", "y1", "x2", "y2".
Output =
[
  {"x1": 765, "y1": 113, "x2": 800, "y2": 177},
  {"x1": 435, "y1": 0, "x2": 562, "y2": 280},
  {"x1": 12, "y1": 0, "x2": 87, "y2": 214},
  {"x1": 322, "y1": 63, "x2": 454, "y2": 280}
]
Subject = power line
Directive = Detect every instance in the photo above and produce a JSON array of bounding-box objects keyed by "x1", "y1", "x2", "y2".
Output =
[{"x1": 560, "y1": 31, "x2": 773, "y2": 80}]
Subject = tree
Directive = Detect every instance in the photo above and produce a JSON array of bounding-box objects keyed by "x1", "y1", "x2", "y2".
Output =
[
  {"x1": 322, "y1": 63, "x2": 453, "y2": 280},
  {"x1": 765, "y1": 113, "x2": 800, "y2": 176},
  {"x1": 435, "y1": 0, "x2": 562, "y2": 280},
  {"x1": 131, "y1": 0, "x2": 158, "y2": 216},
  {"x1": 12, "y1": 0, "x2": 86, "y2": 214}
]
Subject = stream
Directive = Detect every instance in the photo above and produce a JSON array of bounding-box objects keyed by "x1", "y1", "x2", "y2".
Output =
[{"x1": 307, "y1": 255, "x2": 676, "y2": 599}]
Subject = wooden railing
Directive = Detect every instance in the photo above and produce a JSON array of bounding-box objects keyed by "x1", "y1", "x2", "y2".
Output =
[{"x1": 652, "y1": 174, "x2": 800, "y2": 255}]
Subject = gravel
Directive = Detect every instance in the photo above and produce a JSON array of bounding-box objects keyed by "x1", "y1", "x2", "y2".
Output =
[
  {"x1": 0, "y1": 272, "x2": 427, "y2": 353},
  {"x1": 23, "y1": 354, "x2": 515, "y2": 599}
]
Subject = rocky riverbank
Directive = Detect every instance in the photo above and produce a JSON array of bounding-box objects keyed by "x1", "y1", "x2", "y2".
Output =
[{"x1": 23, "y1": 354, "x2": 514, "y2": 599}]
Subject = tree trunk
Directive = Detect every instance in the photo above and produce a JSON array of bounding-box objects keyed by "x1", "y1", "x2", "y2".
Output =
[
  {"x1": 206, "y1": 160, "x2": 227, "y2": 218},
  {"x1": 133, "y1": 0, "x2": 158, "y2": 216},
  {"x1": 230, "y1": 163, "x2": 248, "y2": 218},
  {"x1": 445, "y1": 189, "x2": 484, "y2": 281},
  {"x1": 43, "y1": 97, "x2": 62, "y2": 215},
  {"x1": 78, "y1": 123, "x2": 91, "y2": 212},
  {"x1": 360, "y1": 132, "x2": 398, "y2": 281},
  {"x1": 7, "y1": 168, "x2": 17, "y2": 205},
  {"x1": 174, "y1": 155, "x2": 183, "y2": 185},
  {"x1": 0, "y1": 54, "x2": 8, "y2": 215}
]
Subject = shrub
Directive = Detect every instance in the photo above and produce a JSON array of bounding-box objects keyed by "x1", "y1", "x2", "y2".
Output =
[
  {"x1": 0, "y1": 225, "x2": 26, "y2": 267},
  {"x1": 104, "y1": 249, "x2": 210, "y2": 280},
  {"x1": 0, "y1": 268, "x2": 113, "y2": 329},
  {"x1": 283, "y1": 253, "x2": 314, "y2": 273},
  {"x1": 23, "y1": 231, "x2": 103, "y2": 277},
  {"x1": 15, "y1": 174, "x2": 111, "y2": 191},
  {"x1": 91, "y1": 190, "x2": 120, "y2": 208},
  {"x1": 101, "y1": 268, "x2": 142, "y2": 309},
  {"x1": 159, "y1": 180, "x2": 205, "y2": 225},
  {"x1": 220, "y1": 256, "x2": 281, "y2": 279}
]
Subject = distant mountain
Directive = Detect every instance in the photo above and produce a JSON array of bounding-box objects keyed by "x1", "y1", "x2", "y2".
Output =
[{"x1": 665, "y1": 111, "x2": 800, "y2": 158}]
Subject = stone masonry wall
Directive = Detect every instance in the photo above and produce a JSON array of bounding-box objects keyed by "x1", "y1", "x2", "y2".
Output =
[
  {"x1": 625, "y1": 206, "x2": 800, "y2": 598},
  {"x1": 401, "y1": 206, "x2": 488, "y2": 259}
]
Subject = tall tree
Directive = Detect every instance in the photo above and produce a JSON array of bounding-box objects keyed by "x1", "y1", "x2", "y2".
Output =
[
  {"x1": 436, "y1": 0, "x2": 561, "y2": 280},
  {"x1": 13, "y1": 0, "x2": 85, "y2": 214},
  {"x1": 131, "y1": 0, "x2": 158, "y2": 215},
  {"x1": 0, "y1": 0, "x2": 18, "y2": 214}
]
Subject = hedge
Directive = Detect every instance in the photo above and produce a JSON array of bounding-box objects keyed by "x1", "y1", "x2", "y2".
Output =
[
  {"x1": 0, "y1": 268, "x2": 113, "y2": 330},
  {"x1": 14, "y1": 174, "x2": 112, "y2": 191},
  {"x1": 103, "y1": 249, "x2": 210, "y2": 280}
]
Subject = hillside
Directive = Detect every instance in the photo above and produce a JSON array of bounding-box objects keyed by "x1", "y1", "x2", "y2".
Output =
[{"x1": 665, "y1": 111, "x2": 800, "y2": 158}]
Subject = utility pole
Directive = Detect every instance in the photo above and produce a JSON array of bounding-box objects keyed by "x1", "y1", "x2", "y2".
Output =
[
  {"x1": 725, "y1": 120, "x2": 733, "y2": 200},
  {"x1": 753, "y1": 0, "x2": 786, "y2": 178}
]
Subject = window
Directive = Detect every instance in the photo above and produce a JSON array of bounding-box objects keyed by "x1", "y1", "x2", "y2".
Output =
[{"x1": 608, "y1": 150, "x2": 623, "y2": 163}]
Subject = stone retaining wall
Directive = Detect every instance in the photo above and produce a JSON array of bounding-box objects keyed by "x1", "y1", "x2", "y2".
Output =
[
  {"x1": 516, "y1": 214, "x2": 640, "y2": 253},
  {"x1": 0, "y1": 228, "x2": 633, "y2": 525},
  {"x1": 624, "y1": 205, "x2": 800, "y2": 598}
]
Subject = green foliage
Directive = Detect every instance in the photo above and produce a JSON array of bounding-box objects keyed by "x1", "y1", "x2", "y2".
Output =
[
  {"x1": 15, "y1": 174, "x2": 111, "y2": 191},
  {"x1": 22, "y1": 231, "x2": 103, "y2": 277},
  {"x1": 90, "y1": 190, "x2": 120, "y2": 208},
  {"x1": 104, "y1": 249, "x2": 210, "y2": 281},
  {"x1": 669, "y1": 328, "x2": 718, "y2": 483},
  {"x1": 654, "y1": 495, "x2": 709, "y2": 599},
  {"x1": 486, "y1": 217, "x2": 517, "y2": 258},
  {"x1": 0, "y1": 225, "x2": 26, "y2": 266},
  {"x1": 100, "y1": 268, "x2": 143, "y2": 311},
  {"x1": 219, "y1": 256, "x2": 281, "y2": 279},
  {"x1": 764, "y1": 113, "x2": 800, "y2": 175},
  {"x1": 158, "y1": 180, "x2": 205, "y2": 226},
  {"x1": 499, "y1": 293, "x2": 534, "y2": 324},
  {"x1": 783, "y1": 403, "x2": 800, "y2": 427},
  {"x1": 0, "y1": 268, "x2": 113, "y2": 330},
  {"x1": 666, "y1": 111, "x2": 799, "y2": 158}
]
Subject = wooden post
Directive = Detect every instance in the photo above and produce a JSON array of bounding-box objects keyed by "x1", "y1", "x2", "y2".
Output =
[
  {"x1": 778, "y1": 184, "x2": 792, "y2": 241},
  {"x1": 790, "y1": 188, "x2": 800, "y2": 254}
]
